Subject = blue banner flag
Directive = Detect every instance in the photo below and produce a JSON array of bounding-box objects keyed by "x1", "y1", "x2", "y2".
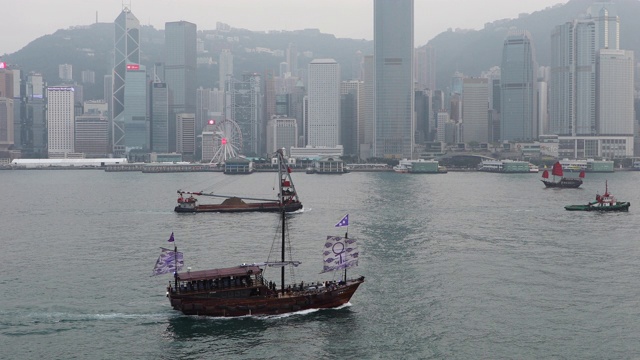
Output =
[
  {"x1": 168, "y1": 232, "x2": 175, "y2": 242},
  {"x1": 335, "y1": 214, "x2": 349, "y2": 227}
]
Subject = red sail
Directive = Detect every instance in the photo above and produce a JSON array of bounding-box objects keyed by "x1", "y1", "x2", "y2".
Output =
[
  {"x1": 542, "y1": 170, "x2": 549, "y2": 179},
  {"x1": 579, "y1": 170, "x2": 585, "y2": 178},
  {"x1": 551, "y1": 162, "x2": 563, "y2": 177}
]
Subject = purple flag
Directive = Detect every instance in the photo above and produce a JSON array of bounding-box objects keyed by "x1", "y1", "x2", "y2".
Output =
[
  {"x1": 168, "y1": 232, "x2": 175, "y2": 242},
  {"x1": 335, "y1": 214, "x2": 349, "y2": 227}
]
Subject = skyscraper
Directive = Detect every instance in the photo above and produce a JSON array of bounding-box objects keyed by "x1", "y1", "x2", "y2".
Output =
[
  {"x1": 150, "y1": 82, "x2": 169, "y2": 153},
  {"x1": 266, "y1": 116, "x2": 297, "y2": 154},
  {"x1": 25, "y1": 73, "x2": 46, "y2": 157},
  {"x1": 374, "y1": 0, "x2": 414, "y2": 159},
  {"x1": 47, "y1": 86, "x2": 75, "y2": 156},
  {"x1": 226, "y1": 73, "x2": 262, "y2": 155},
  {"x1": 596, "y1": 49, "x2": 634, "y2": 157},
  {"x1": 550, "y1": 3, "x2": 632, "y2": 158},
  {"x1": 361, "y1": 55, "x2": 374, "y2": 158},
  {"x1": 286, "y1": 43, "x2": 298, "y2": 77},
  {"x1": 218, "y1": 49, "x2": 233, "y2": 91},
  {"x1": 341, "y1": 80, "x2": 363, "y2": 156},
  {"x1": 75, "y1": 114, "x2": 109, "y2": 156},
  {"x1": 0, "y1": 69, "x2": 13, "y2": 151},
  {"x1": 165, "y1": 21, "x2": 197, "y2": 153},
  {"x1": 176, "y1": 113, "x2": 195, "y2": 160},
  {"x1": 500, "y1": 30, "x2": 538, "y2": 141},
  {"x1": 307, "y1": 59, "x2": 340, "y2": 147},
  {"x1": 112, "y1": 6, "x2": 140, "y2": 155},
  {"x1": 122, "y1": 64, "x2": 148, "y2": 151},
  {"x1": 415, "y1": 45, "x2": 436, "y2": 91},
  {"x1": 462, "y1": 77, "x2": 489, "y2": 143}
]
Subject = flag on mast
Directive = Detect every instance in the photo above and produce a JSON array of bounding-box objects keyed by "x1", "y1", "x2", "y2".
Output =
[
  {"x1": 335, "y1": 214, "x2": 349, "y2": 227},
  {"x1": 168, "y1": 232, "x2": 175, "y2": 242},
  {"x1": 151, "y1": 247, "x2": 184, "y2": 276}
]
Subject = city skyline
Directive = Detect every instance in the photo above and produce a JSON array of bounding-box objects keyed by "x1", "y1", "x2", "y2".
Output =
[{"x1": 2, "y1": 0, "x2": 569, "y2": 55}]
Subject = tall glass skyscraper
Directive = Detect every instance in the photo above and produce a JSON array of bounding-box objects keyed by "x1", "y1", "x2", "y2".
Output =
[
  {"x1": 165, "y1": 21, "x2": 197, "y2": 152},
  {"x1": 226, "y1": 74, "x2": 262, "y2": 155},
  {"x1": 500, "y1": 30, "x2": 537, "y2": 141},
  {"x1": 307, "y1": 59, "x2": 340, "y2": 148},
  {"x1": 112, "y1": 6, "x2": 140, "y2": 155},
  {"x1": 122, "y1": 64, "x2": 148, "y2": 151},
  {"x1": 374, "y1": 0, "x2": 414, "y2": 159}
]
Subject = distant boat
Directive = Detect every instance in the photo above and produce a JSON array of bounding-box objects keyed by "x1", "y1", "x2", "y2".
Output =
[
  {"x1": 477, "y1": 159, "x2": 536, "y2": 173},
  {"x1": 541, "y1": 161, "x2": 584, "y2": 188},
  {"x1": 565, "y1": 181, "x2": 630, "y2": 211},
  {"x1": 393, "y1": 164, "x2": 409, "y2": 173},
  {"x1": 174, "y1": 150, "x2": 303, "y2": 213}
]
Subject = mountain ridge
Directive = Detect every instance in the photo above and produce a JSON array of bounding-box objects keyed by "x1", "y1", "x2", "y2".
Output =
[{"x1": 3, "y1": 0, "x2": 639, "y2": 100}]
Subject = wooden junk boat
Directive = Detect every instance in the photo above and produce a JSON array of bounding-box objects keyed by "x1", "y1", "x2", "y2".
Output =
[
  {"x1": 174, "y1": 151, "x2": 303, "y2": 213},
  {"x1": 155, "y1": 150, "x2": 364, "y2": 317},
  {"x1": 541, "y1": 161, "x2": 584, "y2": 188},
  {"x1": 564, "y1": 181, "x2": 630, "y2": 212}
]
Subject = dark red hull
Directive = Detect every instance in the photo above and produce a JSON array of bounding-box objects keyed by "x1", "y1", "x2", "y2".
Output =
[
  {"x1": 174, "y1": 201, "x2": 303, "y2": 213},
  {"x1": 169, "y1": 279, "x2": 363, "y2": 317},
  {"x1": 541, "y1": 178, "x2": 582, "y2": 188}
]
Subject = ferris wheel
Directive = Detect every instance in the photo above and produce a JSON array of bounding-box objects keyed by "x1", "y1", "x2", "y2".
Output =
[{"x1": 208, "y1": 118, "x2": 243, "y2": 164}]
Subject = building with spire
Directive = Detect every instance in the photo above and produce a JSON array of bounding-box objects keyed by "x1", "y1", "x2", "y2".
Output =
[{"x1": 112, "y1": 6, "x2": 140, "y2": 155}]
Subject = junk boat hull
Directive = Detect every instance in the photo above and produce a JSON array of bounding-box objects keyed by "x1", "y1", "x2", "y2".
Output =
[
  {"x1": 541, "y1": 178, "x2": 583, "y2": 189},
  {"x1": 168, "y1": 279, "x2": 364, "y2": 317}
]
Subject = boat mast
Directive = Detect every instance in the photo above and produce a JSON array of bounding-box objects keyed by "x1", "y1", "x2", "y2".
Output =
[
  {"x1": 344, "y1": 230, "x2": 348, "y2": 283},
  {"x1": 174, "y1": 243, "x2": 178, "y2": 292},
  {"x1": 278, "y1": 149, "x2": 285, "y2": 294}
]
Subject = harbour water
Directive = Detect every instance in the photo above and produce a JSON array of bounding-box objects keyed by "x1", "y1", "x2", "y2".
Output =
[{"x1": 2, "y1": 170, "x2": 640, "y2": 359}]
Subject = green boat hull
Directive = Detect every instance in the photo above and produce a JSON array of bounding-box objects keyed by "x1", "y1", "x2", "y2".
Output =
[{"x1": 564, "y1": 202, "x2": 630, "y2": 211}]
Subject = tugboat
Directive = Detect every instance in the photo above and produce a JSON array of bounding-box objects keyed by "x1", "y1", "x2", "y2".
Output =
[
  {"x1": 564, "y1": 181, "x2": 630, "y2": 211},
  {"x1": 541, "y1": 161, "x2": 584, "y2": 188}
]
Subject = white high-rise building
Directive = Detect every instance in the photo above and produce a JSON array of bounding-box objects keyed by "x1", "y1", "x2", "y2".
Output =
[
  {"x1": 596, "y1": 49, "x2": 634, "y2": 157},
  {"x1": 462, "y1": 77, "x2": 489, "y2": 143},
  {"x1": 47, "y1": 86, "x2": 75, "y2": 156},
  {"x1": 307, "y1": 59, "x2": 340, "y2": 147}
]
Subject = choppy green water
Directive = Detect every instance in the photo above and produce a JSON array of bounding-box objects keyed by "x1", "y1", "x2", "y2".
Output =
[{"x1": 2, "y1": 169, "x2": 640, "y2": 359}]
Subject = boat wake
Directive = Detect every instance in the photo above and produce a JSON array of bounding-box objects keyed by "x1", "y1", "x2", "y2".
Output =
[
  {"x1": 292, "y1": 207, "x2": 310, "y2": 214},
  {"x1": 183, "y1": 303, "x2": 352, "y2": 321}
]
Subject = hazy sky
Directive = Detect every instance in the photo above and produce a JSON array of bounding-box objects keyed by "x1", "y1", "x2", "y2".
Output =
[{"x1": 2, "y1": 0, "x2": 569, "y2": 55}]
